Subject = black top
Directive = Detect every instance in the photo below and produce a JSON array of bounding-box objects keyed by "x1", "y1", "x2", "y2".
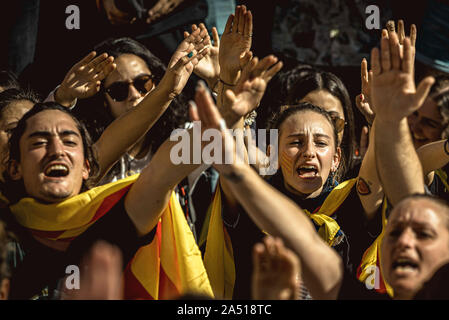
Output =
[
  {"x1": 4, "y1": 194, "x2": 156, "y2": 300},
  {"x1": 414, "y1": 262, "x2": 449, "y2": 299},
  {"x1": 221, "y1": 194, "x2": 265, "y2": 300},
  {"x1": 268, "y1": 171, "x2": 383, "y2": 275},
  {"x1": 337, "y1": 267, "x2": 389, "y2": 300}
]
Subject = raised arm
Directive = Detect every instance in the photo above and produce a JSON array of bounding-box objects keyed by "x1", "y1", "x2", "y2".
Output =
[
  {"x1": 184, "y1": 24, "x2": 220, "y2": 92},
  {"x1": 93, "y1": 28, "x2": 210, "y2": 183},
  {"x1": 188, "y1": 86, "x2": 343, "y2": 300},
  {"x1": 53, "y1": 52, "x2": 116, "y2": 107},
  {"x1": 417, "y1": 139, "x2": 449, "y2": 185},
  {"x1": 371, "y1": 30, "x2": 434, "y2": 205}
]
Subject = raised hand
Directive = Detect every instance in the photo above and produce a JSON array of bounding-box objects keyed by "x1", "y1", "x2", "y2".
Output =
[
  {"x1": 355, "y1": 58, "x2": 375, "y2": 125},
  {"x1": 219, "y1": 5, "x2": 253, "y2": 85},
  {"x1": 184, "y1": 24, "x2": 220, "y2": 91},
  {"x1": 146, "y1": 0, "x2": 184, "y2": 24},
  {"x1": 158, "y1": 27, "x2": 210, "y2": 99},
  {"x1": 220, "y1": 54, "x2": 283, "y2": 127},
  {"x1": 252, "y1": 236, "x2": 300, "y2": 300},
  {"x1": 370, "y1": 30, "x2": 434, "y2": 123},
  {"x1": 61, "y1": 241, "x2": 123, "y2": 300},
  {"x1": 387, "y1": 20, "x2": 417, "y2": 62},
  {"x1": 55, "y1": 52, "x2": 116, "y2": 107}
]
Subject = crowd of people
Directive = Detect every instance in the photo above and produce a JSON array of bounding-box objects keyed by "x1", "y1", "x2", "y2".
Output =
[{"x1": 1, "y1": 0, "x2": 449, "y2": 301}]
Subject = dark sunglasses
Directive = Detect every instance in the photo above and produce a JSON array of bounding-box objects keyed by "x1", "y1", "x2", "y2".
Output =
[{"x1": 105, "y1": 74, "x2": 155, "y2": 102}]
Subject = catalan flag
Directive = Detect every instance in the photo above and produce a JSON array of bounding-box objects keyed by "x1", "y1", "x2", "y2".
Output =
[
  {"x1": 203, "y1": 185, "x2": 235, "y2": 299},
  {"x1": 10, "y1": 174, "x2": 214, "y2": 300},
  {"x1": 357, "y1": 198, "x2": 393, "y2": 297}
]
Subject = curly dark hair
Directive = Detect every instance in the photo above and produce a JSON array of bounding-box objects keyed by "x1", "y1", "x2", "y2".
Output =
[
  {"x1": 2, "y1": 102, "x2": 100, "y2": 204},
  {"x1": 259, "y1": 65, "x2": 355, "y2": 180},
  {"x1": 429, "y1": 75, "x2": 449, "y2": 139},
  {"x1": 73, "y1": 37, "x2": 189, "y2": 180},
  {"x1": 0, "y1": 88, "x2": 40, "y2": 115}
]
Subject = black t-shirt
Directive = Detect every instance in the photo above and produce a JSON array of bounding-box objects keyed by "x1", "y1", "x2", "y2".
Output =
[
  {"x1": 268, "y1": 171, "x2": 383, "y2": 276},
  {"x1": 337, "y1": 267, "x2": 389, "y2": 300},
  {"x1": 221, "y1": 195, "x2": 265, "y2": 300},
  {"x1": 5, "y1": 194, "x2": 156, "y2": 300}
]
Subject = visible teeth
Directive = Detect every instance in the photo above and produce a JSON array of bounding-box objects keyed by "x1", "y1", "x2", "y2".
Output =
[
  {"x1": 395, "y1": 265, "x2": 417, "y2": 273},
  {"x1": 300, "y1": 166, "x2": 316, "y2": 170},
  {"x1": 45, "y1": 165, "x2": 68, "y2": 176}
]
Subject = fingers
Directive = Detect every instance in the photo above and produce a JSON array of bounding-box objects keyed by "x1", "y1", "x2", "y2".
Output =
[
  {"x1": 74, "y1": 51, "x2": 97, "y2": 70},
  {"x1": 414, "y1": 76, "x2": 435, "y2": 108},
  {"x1": 380, "y1": 30, "x2": 391, "y2": 71},
  {"x1": 88, "y1": 53, "x2": 109, "y2": 70},
  {"x1": 94, "y1": 60, "x2": 116, "y2": 81},
  {"x1": 189, "y1": 101, "x2": 199, "y2": 122},
  {"x1": 370, "y1": 47, "x2": 381, "y2": 76},
  {"x1": 244, "y1": 9, "x2": 253, "y2": 38},
  {"x1": 389, "y1": 31, "x2": 401, "y2": 70},
  {"x1": 263, "y1": 59, "x2": 283, "y2": 81},
  {"x1": 212, "y1": 27, "x2": 219, "y2": 47},
  {"x1": 194, "y1": 81, "x2": 222, "y2": 129},
  {"x1": 398, "y1": 20, "x2": 405, "y2": 44},
  {"x1": 224, "y1": 14, "x2": 234, "y2": 34},
  {"x1": 402, "y1": 37, "x2": 413, "y2": 73},
  {"x1": 386, "y1": 20, "x2": 395, "y2": 33},
  {"x1": 361, "y1": 58, "x2": 369, "y2": 94},
  {"x1": 359, "y1": 126, "x2": 369, "y2": 158},
  {"x1": 410, "y1": 24, "x2": 417, "y2": 47},
  {"x1": 237, "y1": 5, "x2": 246, "y2": 34}
]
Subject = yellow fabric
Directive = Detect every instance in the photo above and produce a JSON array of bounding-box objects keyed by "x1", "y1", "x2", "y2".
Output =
[
  {"x1": 203, "y1": 185, "x2": 235, "y2": 299},
  {"x1": 10, "y1": 174, "x2": 138, "y2": 232},
  {"x1": 357, "y1": 198, "x2": 394, "y2": 297},
  {"x1": 305, "y1": 178, "x2": 357, "y2": 246},
  {"x1": 435, "y1": 168, "x2": 449, "y2": 192},
  {"x1": 131, "y1": 192, "x2": 214, "y2": 299},
  {"x1": 203, "y1": 178, "x2": 357, "y2": 299},
  {"x1": 10, "y1": 174, "x2": 213, "y2": 299}
]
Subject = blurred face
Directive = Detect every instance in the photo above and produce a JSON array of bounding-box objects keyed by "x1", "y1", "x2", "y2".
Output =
[
  {"x1": 0, "y1": 100, "x2": 34, "y2": 179},
  {"x1": 381, "y1": 198, "x2": 449, "y2": 299},
  {"x1": 407, "y1": 97, "x2": 443, "y2": 149},
  {"x1": 278, "y1": 110, "x2": 340, "y2": 198},
  {"x1": 104, "y1": 54, "x2": 155, "y2": 119},
  {"x1": 10, "y1": 110, "x2": 89, "y2": 203},
  {"x1": 300, "y1": 90, "x2": 345, "y2": 143}
]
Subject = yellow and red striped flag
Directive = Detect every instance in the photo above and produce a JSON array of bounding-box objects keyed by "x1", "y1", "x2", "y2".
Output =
[{"x1": 10, "y1": 174, "x2": 214, "y2": 300}]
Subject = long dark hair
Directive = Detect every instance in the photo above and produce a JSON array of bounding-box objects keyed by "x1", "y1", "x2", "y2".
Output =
[
  {"x1": 3, "y1": 102, "x2": 99, "y2": 204},
  {"x1": 73, "y1": 37, "x2": 189, "y2": 178}
]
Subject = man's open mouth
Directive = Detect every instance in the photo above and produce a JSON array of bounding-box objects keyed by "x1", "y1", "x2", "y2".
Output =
[{"x1": 44, "y1": 164, "x2": 69, "y2": 178}]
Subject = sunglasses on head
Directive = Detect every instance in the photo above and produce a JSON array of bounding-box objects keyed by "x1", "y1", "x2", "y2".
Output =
[{"x1": 105, "y1": 74, "x2": 155, "y2": 102}]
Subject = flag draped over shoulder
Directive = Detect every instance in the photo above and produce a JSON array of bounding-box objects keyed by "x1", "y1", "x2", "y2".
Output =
[
  {"x1": 203, "y1": 185, "x2": 235, "y2": 300},
  {"x1": 304, "y1": 178, "x2": 357, "y2": 247},
  {"x1": 10, "y1": 174, "x2": 213, "y2": 300},
  {"x1": 203, "y1": 178, "x2": 357, "y2": 299},
  {"x1": 357, "y1": 198, "x2": 393, "y2": 297}
]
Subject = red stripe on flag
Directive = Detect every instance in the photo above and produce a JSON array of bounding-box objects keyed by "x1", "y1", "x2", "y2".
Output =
[
  {"x1": 29, "y1": 229, "x2": 65, "y2": 239},
  {"x1": 158, "y1": 265, "x2": 180, "y2": 299},
  {"x1": 89, "y1": 185, "x2": 132, "y2": 224},
  {"x1": 123, "y1": 261, "x2": 154, "y2": 300}
]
